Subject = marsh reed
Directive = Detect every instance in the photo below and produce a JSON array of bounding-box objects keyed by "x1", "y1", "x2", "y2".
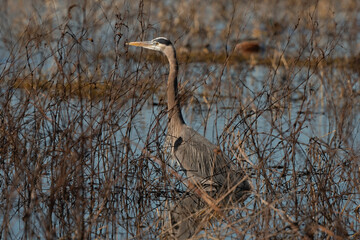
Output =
[{"x1": 0, "y1": 0, "x2": 359, "y2": 239}]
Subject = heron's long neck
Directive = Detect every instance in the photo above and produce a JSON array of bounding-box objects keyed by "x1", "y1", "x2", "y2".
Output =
[{"x1": 167, "y1": 49, "x2": 185, "y2": 132}]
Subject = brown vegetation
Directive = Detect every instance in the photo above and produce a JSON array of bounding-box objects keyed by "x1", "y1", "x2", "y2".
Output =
[{"x1": 0, "y1": 0, "x2": 359, "y2": 239}]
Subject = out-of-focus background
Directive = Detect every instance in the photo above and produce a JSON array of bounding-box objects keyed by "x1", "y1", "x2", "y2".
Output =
[{"x1": 0, "y1": 0, "x2": 359, "y2": 239}]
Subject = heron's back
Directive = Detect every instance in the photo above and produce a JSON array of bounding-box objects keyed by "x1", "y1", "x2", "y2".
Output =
[{"x1": 169, "y1": 125, "x2": 251, "y2": 203}]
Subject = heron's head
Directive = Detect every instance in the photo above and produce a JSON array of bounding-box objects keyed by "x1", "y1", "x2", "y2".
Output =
[{"x1": 127, "y1": 37, "x2": 173, "y2": 54}]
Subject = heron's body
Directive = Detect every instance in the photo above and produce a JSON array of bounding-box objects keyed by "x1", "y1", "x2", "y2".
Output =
[
  {"x1": 168, "y1": 125, "x2": 250, "y2": 200},
  {"x1": 127, "y1": 37, "x2": 251, "y2": 239}
]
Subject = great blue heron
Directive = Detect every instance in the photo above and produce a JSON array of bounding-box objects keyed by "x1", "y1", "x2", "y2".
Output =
[{"x1": 127, "y1": 37, "x2": 251, "y2": 239}]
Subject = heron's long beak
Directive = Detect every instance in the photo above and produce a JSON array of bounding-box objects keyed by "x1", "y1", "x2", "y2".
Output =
[{"x1": 127, "y1": 41, "x2": 155, "y2": 50}]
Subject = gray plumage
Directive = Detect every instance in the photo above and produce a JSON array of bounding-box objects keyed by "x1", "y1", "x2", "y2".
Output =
[
  {"x1": 169, "y1": 125, "x2": 250, "y2": 202},
  {"x1": 127, "y1": 37, "x2": 251, "y2": 239}
]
